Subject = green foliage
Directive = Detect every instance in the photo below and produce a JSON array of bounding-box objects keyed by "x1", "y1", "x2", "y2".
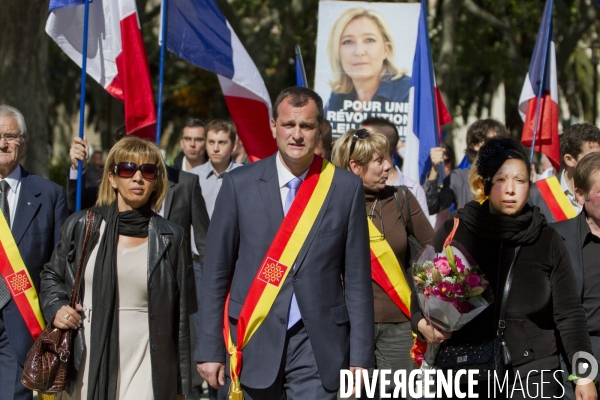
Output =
[
  {"x1": 48, "y1": 157, "x2": 71, "y2": 188},
  {"x1": 45, "y1": 0, "x2": 600, "y2": 157}
]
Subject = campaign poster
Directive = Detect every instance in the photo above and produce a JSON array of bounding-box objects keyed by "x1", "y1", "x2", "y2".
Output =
[{"x1": 315, "y1": 1, "x2": 420, "y2": 140}]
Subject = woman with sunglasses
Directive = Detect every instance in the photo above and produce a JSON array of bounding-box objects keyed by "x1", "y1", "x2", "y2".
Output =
[
  {"x1": 40, "y1": 136, "x2": 190, "y2": 400},
  {"x1": 332, "y1": 129, "x2": 433, "y2": 397}
]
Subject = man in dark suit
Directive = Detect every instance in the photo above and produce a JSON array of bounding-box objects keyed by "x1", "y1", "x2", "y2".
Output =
[
  {"x1": 552, "y1": 151, "x2": 600, "y2": 399},
  {"x1": 0, "y1": 104, "x2": 69, "y2": 400},
  {"x1": 196, "y1": 87, "x2": 374, "y2": 399}
]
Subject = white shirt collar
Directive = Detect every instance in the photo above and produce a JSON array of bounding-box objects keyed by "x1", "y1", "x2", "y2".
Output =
[
  {"x1": 559, "y1": 170, "x2": 571, "y2": 195},
  {"x1": 276, "y1": 153, "x2": 309, "y2": 188},
  {"x1": 559, "y1": 169, "x2": 582, "y2": 211},
  {"x1": 1, "y1": 165, "x2": 21, "y2": 194}
]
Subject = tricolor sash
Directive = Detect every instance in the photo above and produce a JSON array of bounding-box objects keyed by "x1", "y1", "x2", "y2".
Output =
[
  {"x1": 0, "y1": 212, "x2": 45, "y2": 339},
  {"x1": 368, "y1": 219, "x2": 412, "y2": 318},
  {"x1": 224, "y1": 157, "x2": 335, "y2": 399},
  {"x1": 536, "y1": 175, "x2": 577, "y2": 221}
]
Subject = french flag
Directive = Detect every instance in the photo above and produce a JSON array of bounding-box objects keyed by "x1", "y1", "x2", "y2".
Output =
[
  {"x1": 46, "y1": 0, "x2": 156, "y2": 140},
  {"x1": 164, "y1": 0, "x2": 276, "y2": 162},
  {"x1": 518, "y1": 0, "x2": 559, "y2": 171},
  {"x1": 404, "y1": 0, "x2": 452, "y2": 184}
]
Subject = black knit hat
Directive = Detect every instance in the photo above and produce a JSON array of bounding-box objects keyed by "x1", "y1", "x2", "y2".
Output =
[{"x1": 476, "y1": 138, "x2": 531, "y2": 195}]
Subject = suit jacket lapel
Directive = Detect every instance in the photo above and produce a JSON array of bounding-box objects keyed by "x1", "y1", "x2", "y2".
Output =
[
  {"x1": 147, "y1": 216, "x2": 172, "y2": 278},
  {"x1": 12, "y1": 168, "x2": 41, "y2": 246},
  {"x1": 163, "y1": 180, "x2": 176, "y2": 219},
  {"x1": 257, "y1": 155, "x2": 284, "y2": 236}
]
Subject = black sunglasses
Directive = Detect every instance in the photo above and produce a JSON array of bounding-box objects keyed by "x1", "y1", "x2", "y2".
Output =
[
  {"x1": 114, "y1": 162, "x2": 158, "y2": 180},
  {"x1": 349, "y1": 129, "x2": 370, "y2": 158}
]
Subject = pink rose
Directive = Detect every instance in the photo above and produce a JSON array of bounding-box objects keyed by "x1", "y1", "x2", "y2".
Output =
[
  {"x1": 434, "y1": 257, "x2": 452, "y2": 276},
  {"x1": 465, "y1": 273, "x2": 481, "y2": 288}
]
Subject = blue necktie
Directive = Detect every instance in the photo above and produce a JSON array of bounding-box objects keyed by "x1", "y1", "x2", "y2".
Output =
[{"x1": 284, "y1": 178, "x2": 302, "y2": 329}]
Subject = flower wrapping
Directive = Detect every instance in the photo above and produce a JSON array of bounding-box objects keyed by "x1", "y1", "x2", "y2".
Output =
[{"x1": 411, "y1": 242, "x2": 494, "y2": 366}]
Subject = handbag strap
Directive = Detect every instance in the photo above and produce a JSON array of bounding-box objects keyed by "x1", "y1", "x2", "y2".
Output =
[
  {"x1": 68, "y1": 210, "x2": 95, "y2": 308},
  {"x1": 394, "y1": 186, "x2": 414, "y2": 236},
  {"x1": 497, "y1": 246, "x2": 521, "y2": 337}
]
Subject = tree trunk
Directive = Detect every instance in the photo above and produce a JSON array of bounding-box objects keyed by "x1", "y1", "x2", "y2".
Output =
[{"x1": 0, "y1": 0, "x2": 50, "y2": 177}]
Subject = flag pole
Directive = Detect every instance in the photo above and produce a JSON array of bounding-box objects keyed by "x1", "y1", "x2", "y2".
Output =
[
  {"x1": 295, "y1": 45, "x2": 308, "y2": 87},
  {"x1": 421, "y1": 0, "x2": 444, "y2": 187},
  {"x1": 529, "y1": 0, "x2": 554, "y2": 164},
  {"x1": 76, "y1": 0, "x2": 91, "y2": 212},
  {"x1": 156, "y1": 0, "x2": 168, "y2": 146}
]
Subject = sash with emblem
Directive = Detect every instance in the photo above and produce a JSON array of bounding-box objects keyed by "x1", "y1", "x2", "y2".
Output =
[
  {"x1": 535, "y1": 175, "x2": 578, "y2": 221},
  {"x1": 0, "y1": 212, "x2": 45, "y2": 339},
  {"x1": 367, "y1": 219, "x2": 412, "y2": 317},
  {"x1": 223, "y1": 156, "x2": 335, "y2": 400}
]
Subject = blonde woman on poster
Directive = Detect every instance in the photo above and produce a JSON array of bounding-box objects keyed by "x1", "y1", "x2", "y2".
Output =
[{"x1": 325, "y1": 7, "x2": 411, "y2": 114}]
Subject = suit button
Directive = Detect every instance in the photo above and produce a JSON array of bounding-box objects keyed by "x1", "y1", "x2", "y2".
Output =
[
  {"x1": 150, "y1": 313, "x2": 156, "y2": 320},
  {"x1": 523, "y1": 351, "x2": 529, "y2": 357},
  {"x1": 151, "y1": 344, "x2": 157, "y2": 351},
  {"x1": 292, "y1": 277, "x2": 298, "y2": 282},
  {"x1": 149, "y1": 283, "x2": 154, "y2": 290},
  {"x1": 280, "y1": 318, "x2": 286, "y2": 324}
]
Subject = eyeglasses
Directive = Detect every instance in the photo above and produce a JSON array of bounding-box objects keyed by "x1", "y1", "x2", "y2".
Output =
[
  {"x1": 114, "y1": 162, "x2": 158, "y2": 180},
  {"x1": 0, "y1": 133, "x2": 20, "y2": 143},
  {"x1": 368, "y1": 197, "x2": 385, "y2": 242},
  {"x1": 349, "y1": 129, "x2": 370, "y2": 158}
]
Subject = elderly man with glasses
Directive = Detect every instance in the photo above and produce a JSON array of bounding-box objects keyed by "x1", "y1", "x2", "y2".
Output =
[{"x1": 0, "y1": 104, "x2": 68, "y2": 400}]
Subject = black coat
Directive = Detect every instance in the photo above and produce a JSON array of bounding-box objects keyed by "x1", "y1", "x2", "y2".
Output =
[
  {"x1": 66, "y1": 166, "x2": 210, "y2": 312},
  {"x1": 40, "y1": 211, "x2": 191, "y2": 398},
  {"x1": 411, "y1": 206, "x2": 592, "y2": 372}
]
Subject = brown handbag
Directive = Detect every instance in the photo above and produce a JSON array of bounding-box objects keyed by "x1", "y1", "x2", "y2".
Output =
[{"x1": 21, "y1": 210, "x2": 95, "y2": 393}]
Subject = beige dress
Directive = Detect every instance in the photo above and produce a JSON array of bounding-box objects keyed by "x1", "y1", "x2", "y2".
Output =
[{"x1": 59, "y1": 224, "x2": 153, "y2": 400}]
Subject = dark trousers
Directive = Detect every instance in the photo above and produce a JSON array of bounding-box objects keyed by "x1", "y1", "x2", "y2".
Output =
[
  {"x1": 223, "y1": 321, "x2": 337, "y2": 400},
  {"x1": 373, "y1": 322, "x2": 415, "y2": 400},
  {"x1": 0, "y1": 310, "x2": 32, "y2": 400}
]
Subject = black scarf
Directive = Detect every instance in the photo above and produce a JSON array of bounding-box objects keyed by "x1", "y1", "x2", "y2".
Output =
[
  {"x1": 456, "y1": 200, "x2": 546, "y2": 245},
  {"x1": 87, "y1": 201, "x2": 152, "y2": 400}
]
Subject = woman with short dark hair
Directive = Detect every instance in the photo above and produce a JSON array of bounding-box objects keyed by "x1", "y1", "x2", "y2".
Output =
[{"x1": 413, "y1": 138, "x2": 596, "y2": 399}]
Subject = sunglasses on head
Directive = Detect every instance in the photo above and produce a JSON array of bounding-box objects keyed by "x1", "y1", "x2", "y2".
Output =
[
  {"x1": 349, "y1": 129, "x2": 370, "y2": 158},
  {"x1": 114, "y1": 162, "x2": 158, "y2": 180}
]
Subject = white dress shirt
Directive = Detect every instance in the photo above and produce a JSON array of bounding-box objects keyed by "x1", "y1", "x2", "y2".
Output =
[
  {"x1": 560, "y1": 170, "x2": 583, "y2": 214},
  {"x1": 0, "y1": 165, "x2": 22, "y2": 229},
  {"x1": 276, "y1": 153, "x2": 309, "y2": 209}
]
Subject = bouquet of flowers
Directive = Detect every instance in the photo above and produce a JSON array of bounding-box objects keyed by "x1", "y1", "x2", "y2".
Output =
[{"x1": 411, "y1": 242, "x2": 493, "y2": 367}]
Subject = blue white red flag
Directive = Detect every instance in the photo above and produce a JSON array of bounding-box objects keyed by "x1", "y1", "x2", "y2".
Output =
[
  {"x1": 518, "y1": 0, "x2": 559, "y2": 171},
  {"x1": 46, "y1": 0, "x2": 156, "y2": 139},
  {"x1": 164, "y1": 0, "x2": 276, "y2": 161},
  {"x1": 404, "y1": 0, "x2": 452, "y2": 184}
]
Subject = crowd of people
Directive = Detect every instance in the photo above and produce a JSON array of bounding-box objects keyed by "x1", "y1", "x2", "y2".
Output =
[{"x1": 1, "y1": 85, "x2": 600, "y2": 400}]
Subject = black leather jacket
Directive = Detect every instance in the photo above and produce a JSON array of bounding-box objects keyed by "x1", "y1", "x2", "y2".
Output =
[{"x1": 40, "y1": 210, "x2": 191, "y2": 398}]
